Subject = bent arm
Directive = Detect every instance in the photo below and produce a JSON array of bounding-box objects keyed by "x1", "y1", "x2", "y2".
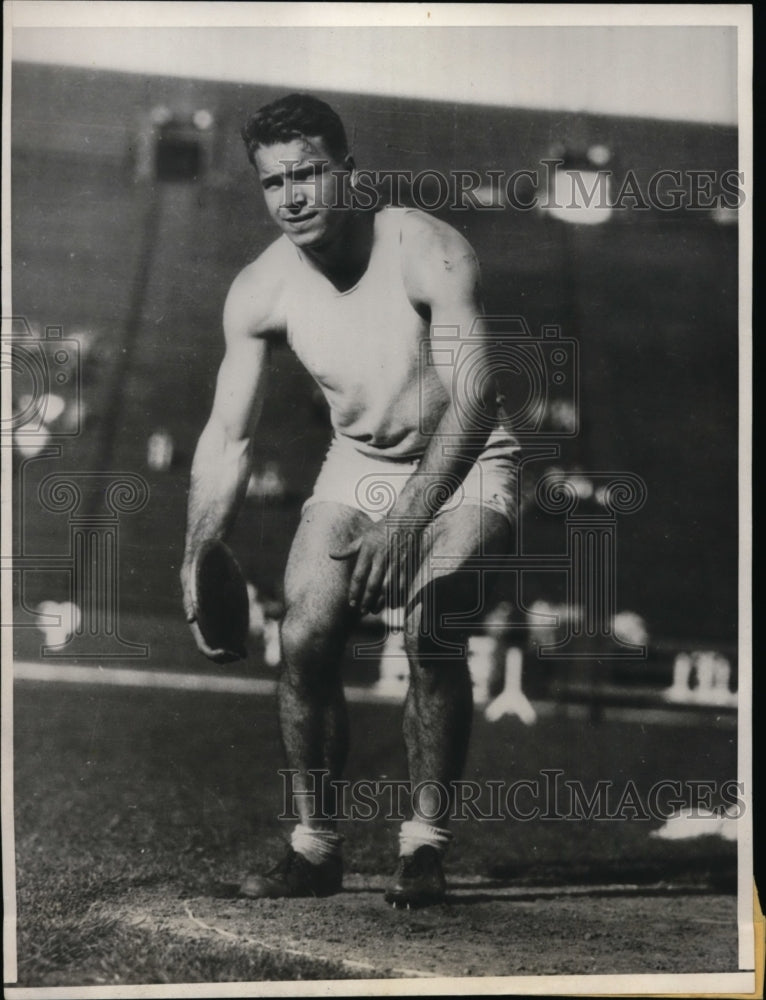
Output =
[
  {"x1": 182, "y1": 334, "x2": 269, "y2": 567},
  {"x1": 391, "y1": 217, "x2": 498, "y2": 526},
  {"x1": 330, "y1": 217, "x2": 503, "y2": 614},
  {"x1": 181, "y1": 257, "x2": 285, "y2": 601}
]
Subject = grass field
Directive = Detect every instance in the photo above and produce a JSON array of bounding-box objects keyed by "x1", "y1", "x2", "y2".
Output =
[{"x1": 11, "y1": 672, "x2": 739, "y2": 986}]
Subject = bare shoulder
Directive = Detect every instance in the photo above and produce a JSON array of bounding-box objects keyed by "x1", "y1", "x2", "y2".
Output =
[
  {"x1": 223, "y1": 237, "x2": 293, "y2": 343},
  {"x1": 398, "y1": 208, "x2": 481, "y2": 306}
]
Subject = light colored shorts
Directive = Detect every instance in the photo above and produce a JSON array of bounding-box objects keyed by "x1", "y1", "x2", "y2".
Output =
[{"x1": 303, "y1": 430, "x2": 520, "y2": 527}]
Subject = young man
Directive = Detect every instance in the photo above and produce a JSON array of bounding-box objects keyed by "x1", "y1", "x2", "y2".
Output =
[{"x1": 181, "y1": 93, "x2": 519, "y2": 907}]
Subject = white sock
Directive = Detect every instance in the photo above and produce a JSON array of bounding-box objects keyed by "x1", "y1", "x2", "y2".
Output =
[
  {"x1": 398, "y1": 820, "x2": 453, "y2": 857},
  {"x1": 290, "y1": 824, "x2": 343, "y2": 865}
]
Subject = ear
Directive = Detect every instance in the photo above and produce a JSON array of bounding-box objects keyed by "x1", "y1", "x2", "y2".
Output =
[{"x1": 345, "y1": 154, "x2": 358, "y2": 187}]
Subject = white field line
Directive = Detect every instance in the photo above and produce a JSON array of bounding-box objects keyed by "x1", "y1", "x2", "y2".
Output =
[
  {"x1": 12, "y1": 660, "x2": 737, "y2": 726},
  {"x1": 13, "y1": 660, "x2": 279, "y2": 694},
  {"x1": 12, "y1": 661, "x2": 389, "y2": 703},
  {"x1": 182, "y1": 903, "x2": 433, "y2": 979}
]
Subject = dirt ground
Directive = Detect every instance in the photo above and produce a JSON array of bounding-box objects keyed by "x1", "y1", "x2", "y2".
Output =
[
  {"x1": 102, "y1": 877, "x2": 738, "y2": 983},
  {"x1": 11, "y1": 679, "x2": 747, "y2": 990}
]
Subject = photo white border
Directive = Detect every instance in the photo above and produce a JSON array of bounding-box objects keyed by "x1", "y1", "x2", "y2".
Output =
[{"x1": 2, "y1": 3, "x2": 754, "y2": 996}]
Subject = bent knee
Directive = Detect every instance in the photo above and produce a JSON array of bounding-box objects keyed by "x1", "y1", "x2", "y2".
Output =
[
  {"x1": 280, "y1": 608, "x2": 346, "y2": 679},
  {"x1": 403, "y1": 606, "x2": 467, "y2": 663}
]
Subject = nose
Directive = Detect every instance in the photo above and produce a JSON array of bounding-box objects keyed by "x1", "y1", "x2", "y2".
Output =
[{"x1": 283, "y1": 183, "x2": 308, "y2": 212}]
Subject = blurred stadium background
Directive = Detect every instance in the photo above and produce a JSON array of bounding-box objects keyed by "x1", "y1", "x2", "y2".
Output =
[{"x1": 10, "y1": 59, "x2": 738, "y2": 692}]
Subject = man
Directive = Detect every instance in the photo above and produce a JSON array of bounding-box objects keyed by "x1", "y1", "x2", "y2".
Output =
[{"x1": 181, "y1": 93, "x2": 519, "y2": 907}]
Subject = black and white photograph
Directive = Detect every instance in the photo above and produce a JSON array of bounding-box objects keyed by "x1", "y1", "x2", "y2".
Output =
[{"x1": 2, "y1": 3, "x2": 756, "y2": 996}]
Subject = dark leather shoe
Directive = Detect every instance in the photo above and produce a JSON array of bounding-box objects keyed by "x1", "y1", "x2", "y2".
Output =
[
  {"x1": 239, "y1": 847, "x2": 343, "y2": 899},
  {"x1": 384, "y1": 845, "x2": 446, "y2": 908}
]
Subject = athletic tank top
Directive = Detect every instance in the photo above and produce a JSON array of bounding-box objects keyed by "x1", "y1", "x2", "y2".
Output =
[{"x1": 283, "y1": 207, "x2": 449, "y2": 459}]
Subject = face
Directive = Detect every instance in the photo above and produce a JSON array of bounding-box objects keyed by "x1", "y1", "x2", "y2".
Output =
[{"x1": 254, "y1": 136, "x2": 353, "y2": 249}]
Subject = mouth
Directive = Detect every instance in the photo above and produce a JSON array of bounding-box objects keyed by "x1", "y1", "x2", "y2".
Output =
[{"x1": 284, "y1": 211, "x2": 318, "y2": 226}]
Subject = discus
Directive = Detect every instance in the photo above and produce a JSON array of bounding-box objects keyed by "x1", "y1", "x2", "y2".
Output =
[{"x1": 190, "y1": 539, "x2": 249, "y2": 661}]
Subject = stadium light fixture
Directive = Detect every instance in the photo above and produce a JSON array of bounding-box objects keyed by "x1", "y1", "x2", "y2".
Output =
[{"x1": 541, "y1": 144, "x2": 614, "y2": 226}]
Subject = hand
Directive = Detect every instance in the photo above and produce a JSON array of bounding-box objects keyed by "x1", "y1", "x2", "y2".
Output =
[
  {"x1": 180, "y1": 559, "x2": 196, "y2": 626},
  {"x1": 180, "y1": 558, "x2": 242, "y2": 664},
  {"x1": 330, "y1": 520, "x2": 421, "y2": 615}
]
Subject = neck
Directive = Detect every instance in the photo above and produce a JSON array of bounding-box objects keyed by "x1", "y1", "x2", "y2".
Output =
[{"x1": 301, "y1": 210, "x2": 375, "y2": 292}]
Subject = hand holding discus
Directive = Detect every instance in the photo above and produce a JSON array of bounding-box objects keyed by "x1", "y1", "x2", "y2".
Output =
[{"x1": 182, "y1": 539, "x2": 250, "y2": 663}]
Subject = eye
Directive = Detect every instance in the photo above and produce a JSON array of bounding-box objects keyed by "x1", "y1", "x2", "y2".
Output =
[{"x1": 291, "y1": 167, "x2": 315, "y2": 183}]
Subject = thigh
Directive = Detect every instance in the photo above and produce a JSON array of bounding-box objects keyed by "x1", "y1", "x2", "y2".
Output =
[
  {"x1": 406, "y1": 503, "x2": 512, "y2": 644},
  {"x1": 284, "y1": 501, "x2": 372, "y2": 626}
]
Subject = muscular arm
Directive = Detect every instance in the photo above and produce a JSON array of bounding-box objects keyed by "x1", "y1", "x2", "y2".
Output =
[
  {"x1": 181, "y1": 254, "x2": 286, "y2": 647},
  {"x1": 182, "y1": 335, "x2": 268, "y2": 561},
  {"x1": 333, "y1": 214, "x2": 500, "y2": 613},
  {"x1": 390, "y1": 214, "x2": 497, "y2": 525}
]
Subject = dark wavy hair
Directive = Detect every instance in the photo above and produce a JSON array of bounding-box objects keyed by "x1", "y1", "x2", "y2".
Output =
[{"x1": 241, "y1": 93, "x2": 349, "y2": 166}]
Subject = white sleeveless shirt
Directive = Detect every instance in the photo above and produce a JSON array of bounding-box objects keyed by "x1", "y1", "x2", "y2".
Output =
[{"x1": 283, "y1": 207, "x2": 450, "y2": 460}]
